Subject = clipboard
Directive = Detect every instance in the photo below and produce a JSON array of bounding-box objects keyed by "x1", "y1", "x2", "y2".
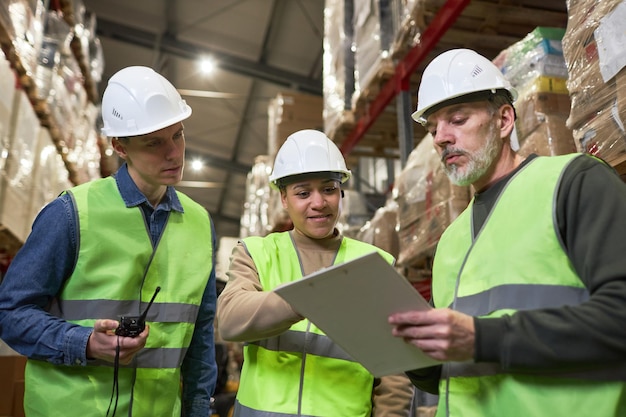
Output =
[{"x1": 273, "y1": 251, "x2": 440, "y2": 377}]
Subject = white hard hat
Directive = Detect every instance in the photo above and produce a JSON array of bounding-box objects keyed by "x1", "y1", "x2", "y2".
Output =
[
  {"x1": 269, "y1": 129, "x2": 351, "y2": 189},
  {"x1": 412, "y1": 49, "x2": 517, "y2": 125},
  {"x1": 101, "y1": 66, "x2": 192, "y2": 137}
]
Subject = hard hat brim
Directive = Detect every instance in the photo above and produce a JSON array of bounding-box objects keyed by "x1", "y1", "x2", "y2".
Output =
[
  {"x1": 270, "y1": 170, "x2": 351, "y2": 190},
  {"x1": 102, "y1": 105, "x2": 192, "y2": 138},
  {"x1": 412, "y1": 88, "x2": 517, "y2": 125}
]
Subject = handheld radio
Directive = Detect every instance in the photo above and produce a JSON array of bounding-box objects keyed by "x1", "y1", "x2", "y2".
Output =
[{"x1": 115, "y1": 286, "x2": 161, "y2": 337}]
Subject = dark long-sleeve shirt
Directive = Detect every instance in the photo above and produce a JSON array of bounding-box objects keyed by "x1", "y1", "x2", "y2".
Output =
[{"x1": 408, "y1": 153, "x2": 626, "y2": 393}]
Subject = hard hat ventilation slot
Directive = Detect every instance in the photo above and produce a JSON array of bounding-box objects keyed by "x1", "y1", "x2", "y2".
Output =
[
  {"x1": 112, "y1": 108, "x2": 123, "y2": 120},
  {"x1": 471, "y1": 65, "x2": 483, "y2": 78}
]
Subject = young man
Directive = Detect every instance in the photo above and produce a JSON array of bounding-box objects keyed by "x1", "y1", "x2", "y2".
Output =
[
  {"x1": 388, "y1": 48, "x2": 626, "y2": 416},
  {"x1": 217, "y1": 129, "x2": 414, "y2": 416},
  {"x1": 0, "y1": 66, "x2": 218, "y2": 417}
]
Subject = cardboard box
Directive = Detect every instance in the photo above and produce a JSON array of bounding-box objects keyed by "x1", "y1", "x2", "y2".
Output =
[
  {"x1": 0, "y1": 355, "x2": 26, "y2": 416},
  {"x1": 516, "y1": 92, "x2": 571, "y2": 138},
  {"x1": 267, "y1": 92, "x2": 324, "y2": 158},
  {"x1": 394, "y1": 135, "x2": 470, "y2": 267},
  {"x1": 394, "y1": 137, "x2": 440, "y2": 230},
  {"x1": 572, "y1": 102, "x2": 626, "y2": 163},
  {"x1": 272, "y1": 92, "x2": 324, "y2": 124},
  {"x1": 396, "y1": 180, "x2": 470, "y2": 269},
  {"x1": 517, "y1": 76, "x2": 568, "y2": 97},
  {"x1": 562, "y1": 0, "x2": 623, "y2": 129},
  {"x1": 518, "y1": 114, "x2": 577, "y2": 158},
  {"x1": 567, "y1": 70, "x2": 616, "y2": 129},
  {"x1": 12, "y1": 380, "x2": 25, "y2": 417},
  {"x1": 357, "y1": 201, "x2": 400, "y2": 258}
]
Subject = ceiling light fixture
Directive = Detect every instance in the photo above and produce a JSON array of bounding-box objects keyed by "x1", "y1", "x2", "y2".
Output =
[
  {"x1": 200, "y1": 57, "x2": 216, "y2": 75},
  {"x1": 190, "y1": 159, "x2": 204, "y2": 172}
]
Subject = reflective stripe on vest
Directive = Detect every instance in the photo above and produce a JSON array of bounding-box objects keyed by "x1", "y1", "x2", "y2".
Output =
[
  {"x1": 49, "y1": 298, "x2": 200, "y2": 324},
  {"x1": 236, "y1": 232, "x2": 394, "y2": 417},
  {"x1": 24, "y1": 177, "x2": 214, "y2": 417},
  {"x1": 234, "y1": 400, "x2": 319, "y2": 417},
  {"x1": 249, "y1": 330, "x2": 353, "y2": 362},
  {"x1": 452, "y1": 283, "x2": 588, "y2": 316},
  {"x1": 433, "y1": 154, "x2": 626, "y2": 417}
]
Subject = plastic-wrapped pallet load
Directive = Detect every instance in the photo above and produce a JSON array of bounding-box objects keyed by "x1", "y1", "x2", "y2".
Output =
[
  {"x1": 389, "y1": 0, "x2": 421, "y2": 60},
  {"x1": 494, "y1": 27, "x2": 577, "y2": 157},
  {"x1": 357, "y1": 198, "x2": 400, "y2": 259},
  {"x1": 28, "y1": 127, "x2": 72, "y2": 229},
  {"x1": 34, "y1": 10, "x2": 72, "y2": 100},
  {"x1": 47, "y1": 51, "x2": 90, "y2": 182},
  {"x1": 0, "y1": 48, "x2": 16, "y2": 222},
  {"x1": 0, "y1": 90, "x2": 41, "y2": 242},
  {"x1": 322, "y1": 0, "x2": 356, "y2": 139},
  {"x1": 337, "y1": 189, "x2": 371, "y2": 238},
  {"x1": 356, "y1": 196, "x2": 435, "y2": 305},
  {"x1": 28, "y1": 127, "x2": 58, "y2": 226},
  {"x1": 240, "y1": 154, "x2": 297, "y2": 238},
  {"x1": 562, "y1": 0, "x2": 626, "y2": 165},
  {"x1": 0, "y1": 0, "x2": 45, "y2": 80},
  {"x1": 239, "y1": 155, "x2": 274, "y2": 238},
  {"x1": 351, "y1": 0, "x2": 395, "y2": 107},
  {"x1": 267, "y1": 184, "x2": 292, "y2": 234},
  {"x1": 496, "y1": 27, "x2": 569, "y2": 94},
  {"x1": 393, "y1": 134, "x2": 470, "y2": 269},
  {"x1": 68, "y1": 102, "x2": 102, "y2": 183}
]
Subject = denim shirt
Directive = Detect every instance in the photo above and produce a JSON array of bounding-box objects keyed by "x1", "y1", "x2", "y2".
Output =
[{"x1": 0, "y1": 163, "x2": 217, "y2": 417}]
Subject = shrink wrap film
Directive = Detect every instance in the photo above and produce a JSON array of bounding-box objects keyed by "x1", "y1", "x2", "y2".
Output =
[
  {"x1": 394, "y1": 135, "x2": 470, "y2": 268},
  {"x1": 563, "y1": 0, "x2": 626, "y2": 165},
  {"x1": 572, "y1": 100, "x2": 626, "y2": 165},
  {"x1": 357, "y1": 199, "x2": 400, "y2": 258},
  {"x1": 562, "y1": 0, "x2": 622, "y2": 128}
]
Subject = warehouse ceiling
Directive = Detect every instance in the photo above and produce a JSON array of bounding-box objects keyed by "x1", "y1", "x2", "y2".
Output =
[
  {"x1": 81, "y1": 0, "x2": 325, "y2": 239},
  {"x1": 80, "y1": 0, "x2": 568, "y2": 240}
]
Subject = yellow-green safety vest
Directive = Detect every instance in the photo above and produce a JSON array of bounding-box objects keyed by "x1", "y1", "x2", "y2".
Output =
[
  {"x1": 236, "y1": 231, "x2": 394, "y2": 417},
  {"x1": 24, "y1": 177, "x2": 214, "y2": 417},
  {"x1": 433, "y1": 154, "x2": 626, "y2": 417}
]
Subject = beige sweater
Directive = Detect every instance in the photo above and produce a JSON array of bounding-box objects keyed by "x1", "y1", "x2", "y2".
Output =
[{"x1": 217, "y1": 229, "x2": 414, "y2": 416}]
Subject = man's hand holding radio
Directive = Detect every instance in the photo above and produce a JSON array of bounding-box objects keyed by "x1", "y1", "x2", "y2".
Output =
[{"x1": 86, "y1": 319, "x2": 149, "y2": 365}]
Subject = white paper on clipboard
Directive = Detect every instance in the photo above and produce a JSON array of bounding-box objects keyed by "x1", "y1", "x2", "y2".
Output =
[{"x1": 273, "y1": 251, "x2": 440, "y2": 377}]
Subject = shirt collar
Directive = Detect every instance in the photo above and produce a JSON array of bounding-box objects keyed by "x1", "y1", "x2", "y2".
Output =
[{"x1": 114, "y1": 163, "x2": 184, "y2": 212}]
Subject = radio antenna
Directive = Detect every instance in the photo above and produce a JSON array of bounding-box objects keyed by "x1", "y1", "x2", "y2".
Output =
[{"x1": 139, "y1": 286, "x2": 161, "y2": 322}]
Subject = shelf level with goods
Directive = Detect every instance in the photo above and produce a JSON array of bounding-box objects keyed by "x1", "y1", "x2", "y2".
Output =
[
  {"x1": 0, "y1": 0, "x2": 109, "y2": 255},
  {"x1": 562, "y1": 0, "x2": 626, "y2": 172},
  {"x1": 0, "y1": 0, "x2": 106, "y2": 185}
]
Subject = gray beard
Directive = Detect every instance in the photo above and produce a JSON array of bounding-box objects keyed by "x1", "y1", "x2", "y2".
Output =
[{"x1": 444, "y1": 125, "x2": 501, "y2": 187}]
